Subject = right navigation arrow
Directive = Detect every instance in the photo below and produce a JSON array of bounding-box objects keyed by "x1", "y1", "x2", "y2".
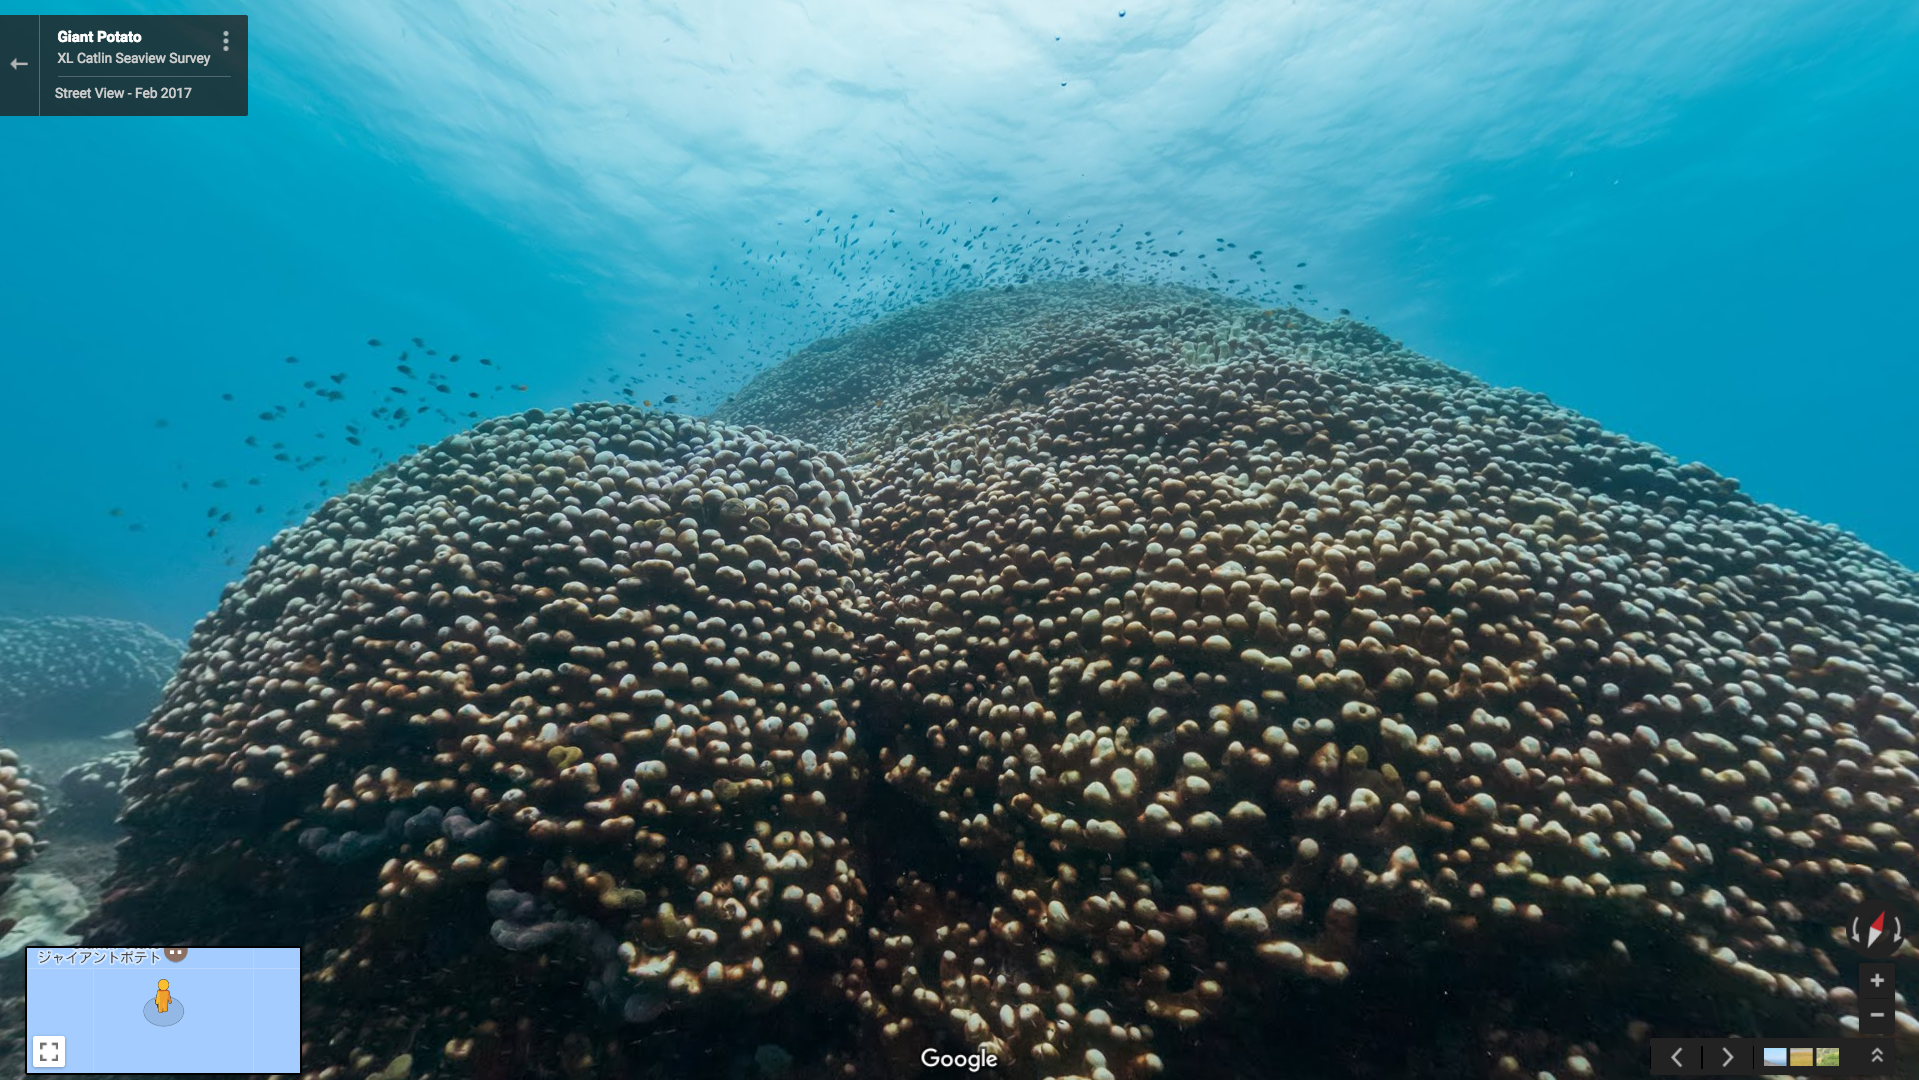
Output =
[{"x1": 1720, "y1": 1047, "x2": 1735, "y2": 1068}]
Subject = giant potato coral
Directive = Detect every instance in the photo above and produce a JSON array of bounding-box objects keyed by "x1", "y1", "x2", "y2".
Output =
[{"x1": 84, "y1": 284, "x2": 1919, "y2": 1079}]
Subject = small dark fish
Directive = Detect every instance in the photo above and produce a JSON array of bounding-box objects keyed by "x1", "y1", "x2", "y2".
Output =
[
  {"x1": 155, "y1": 418, "x2": 169, "y2": 428},
  {"x1": 275, "y1": 452, "x2": 291, "y2": 462},
  {"x1": 285, "y1": 355, "x2": 299, "y2": 364},
  {"x1": 391, "y1": 386, "x2": 408, "y2": 395},
  {"x1": 448, "y1": 354, "x2": 460, "y2": 362},
  {"x1": 248, "y1": 478, "x2": 261, "y2": 485},
  {"x1": 411, "y1": 337, "x2": 424, "y2": 347},
  {"x1": 425, "y1": 349, "x2": 437, "y2": 356},
  {"x1": 513, "y1": 383, "x2": 528, "y2": 391},
  {"x1": 221, "y1": 393, "x2": 234, "y2": 401},
  {"x1": 108, "y1": 507, "x2": 124, "y2": 517},
  {"x1": 397, "y1": 364, "x2": 414, "y2": 376},
  {"x1": 212, "y1": 479, "x2": 228, "y2": 488},
  {"x1": 219, "y1": 512, "x2": 232, "y2": 523},
  {"x1": 346, "y1": 436, "x2": 362, "y2": 446},
  {"x1": 258, "y1": 412, "x2": 275, "y2": 421},
  {"x1": 480, "y1": 357, "x2": 494, "y2": 366},
  {"x1": 663, "y1": 395, "x2": 679, "y2": 403},
  {"x1": 330, "y1": 373, "x2": 347, "y2": 384},
  {"x1": 368, "y1": 338, "x2": 382, "y2": 347},
  {"x1": 207, "y1": 507, "x2": 219, "y2": 518},
  {"x1": 244, "y1": 436, "x2": 259, "y2": 447},
  {"x1": 129, "y1": 523, "x2": 144, "y2": 532}
]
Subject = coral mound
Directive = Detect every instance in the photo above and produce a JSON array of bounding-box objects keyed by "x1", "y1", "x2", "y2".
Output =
[
  {"x1": 855, "y1": 351, "x2": 1919, "y2": 1077},
  {"x1": 0, "y1": 749, "x2": 42, "y2": 919},
  {"x1": 0, "y1": 616, "x2": 182, "y2": 737},
  {"x1": 84, "y1": 405, "x2": 873, "y2": 1077},
  {"x1": 86, "y1": 285, "x2": 1919, "y2": 1079}
]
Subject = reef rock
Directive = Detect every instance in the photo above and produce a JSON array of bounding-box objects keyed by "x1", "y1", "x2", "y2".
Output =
[
  {"x1": 0, "y1": 871, "x2": 86, "y2": 960},
  {"x1": 54, "y1": 750, "x2": 136, "y2": 830}
]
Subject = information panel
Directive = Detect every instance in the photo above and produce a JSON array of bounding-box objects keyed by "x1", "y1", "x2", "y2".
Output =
[{"x1": 0, "y1": 16, "x2": 248, "y2": 116}]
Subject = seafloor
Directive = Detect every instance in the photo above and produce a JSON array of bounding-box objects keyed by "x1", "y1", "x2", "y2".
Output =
[{"x1": 2, "y1": 282, "x2": 1916, "y2": 1079}]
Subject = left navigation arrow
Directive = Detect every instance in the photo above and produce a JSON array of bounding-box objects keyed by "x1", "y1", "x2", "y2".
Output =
[{"x1": 8, "y1": 58, "x2": 24, "y2": 69}]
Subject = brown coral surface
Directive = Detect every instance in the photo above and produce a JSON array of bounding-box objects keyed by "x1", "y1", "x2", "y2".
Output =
[{"x1": 82, "y1": 284, "x2": 1919, "y2": 1080}]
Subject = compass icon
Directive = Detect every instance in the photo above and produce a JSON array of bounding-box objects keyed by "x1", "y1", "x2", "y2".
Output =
[{"x1": 1847, "y1": 900, "x2": 1906, "y2": 958}]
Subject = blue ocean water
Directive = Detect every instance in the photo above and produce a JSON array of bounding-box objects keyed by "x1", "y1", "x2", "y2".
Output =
[{"x1": 2, "y1": 0, "x2": 1915, "y2": 638}]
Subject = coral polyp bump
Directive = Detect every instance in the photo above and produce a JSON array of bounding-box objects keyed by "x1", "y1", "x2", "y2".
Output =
[{"x1": 85, "y1": 284, "x2": 1919, "y2": 1079}]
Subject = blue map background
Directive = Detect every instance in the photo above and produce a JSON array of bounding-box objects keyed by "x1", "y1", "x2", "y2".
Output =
[{"x1": 25, "y1": 948, "x2": 299, "y2": 1074}]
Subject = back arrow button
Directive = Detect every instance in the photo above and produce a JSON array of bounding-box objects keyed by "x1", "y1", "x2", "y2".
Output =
[{"x1": 9, "y1": 59, "x2": 26, "y2": 70}]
